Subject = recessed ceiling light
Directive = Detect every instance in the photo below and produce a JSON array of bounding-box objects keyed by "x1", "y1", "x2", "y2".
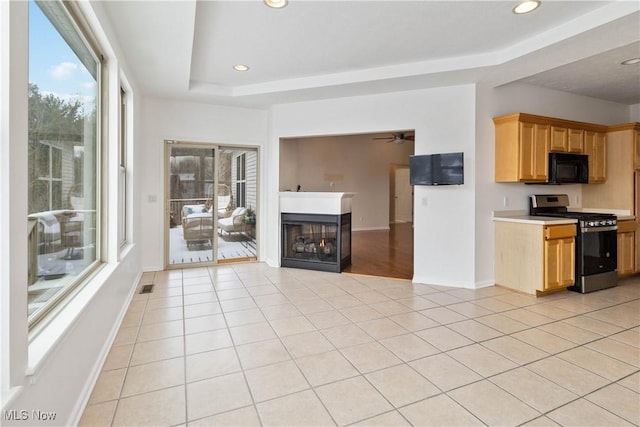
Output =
[
  {"x1": 264, "y1": 0, "x2": 288, "y2": 9},
  {"x1": 621, "y1": 57, "x2": 640, "y2": 65},
  {"x1": 233, "y1": 64, "x2": 249, "y2": 72},
  {"x1": 513, "y1": 1, "x2": 540, "y2": 14}
]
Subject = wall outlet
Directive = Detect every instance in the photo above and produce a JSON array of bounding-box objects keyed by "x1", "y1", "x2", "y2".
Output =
[
  {"x1": 574, "y1": 195, "x2": 579, "y2": 205},
  {"x1": 422, "y1": 197, "x2": 428, "y2": 206},
  {"x1": 503, "y1": 197, "x2": 508, "y2": 207},
  {"x1": 148, "y1": 194, "x2": 157, "y2": 203},
  {"x1": 359, "y1": 216, "x2": 364, "y2": 222}
]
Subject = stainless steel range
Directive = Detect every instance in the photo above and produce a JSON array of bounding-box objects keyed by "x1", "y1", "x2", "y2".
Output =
[{"x1": 529, "y1": 194, "x2": 618, "y2": 293}]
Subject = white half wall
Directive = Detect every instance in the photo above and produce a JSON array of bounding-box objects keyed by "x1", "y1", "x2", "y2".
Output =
[
  {"x1": 268, "y1": 86, "x2": 478, "y2": 287},
  {"x1": 138, "y1": 98, "x2": 268, "y2": 271}
]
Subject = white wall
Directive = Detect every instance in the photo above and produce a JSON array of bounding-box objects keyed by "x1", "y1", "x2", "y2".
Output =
[
  {"x1": 268, "y1": 86, "x2": 478, "y2": 287},
  {"x1": 280, "y1": 134, "x2": 414, "y2": 230},
  {"x1": 139, "y1": 98, "x2": 268, "y2": 271},
  {"x1": 1, "y1": 1, "x2": 143, "y2": 425},
  {"x1": 474, "y1": 82, "x2": 633, "y2": 287},
  {"x1": 630, "y1": 103, "x2": 640, "y2": 122}
]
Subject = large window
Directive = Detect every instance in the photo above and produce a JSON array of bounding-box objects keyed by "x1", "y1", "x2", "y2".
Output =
[{"x1": 27, "y1": 0, "x2": 101, "y2": 326}]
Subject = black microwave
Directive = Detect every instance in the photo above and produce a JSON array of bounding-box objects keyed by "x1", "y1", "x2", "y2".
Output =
[{"x1": 548, "y1": 152, "x2": 588, "y2": 184}]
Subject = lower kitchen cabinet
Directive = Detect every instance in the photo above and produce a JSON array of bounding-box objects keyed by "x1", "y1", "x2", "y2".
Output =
[
  {"x1": 495, "y1": 221, "x2": 576, "y2": 296},
  {"x1": 543, "y1": 229, "x2": 575, "y2": 291},
  {"x1": 617, "y1": 220, "x2": 636, "y2": 277}
]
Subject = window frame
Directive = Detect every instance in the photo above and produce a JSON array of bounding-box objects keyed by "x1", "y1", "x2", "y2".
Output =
[
  {"x1": 27, "y1": 0, "x2": 105, "y2": 331},
  {"x1": 118, "y1": 86, "x2": 127, "y2": 248}
]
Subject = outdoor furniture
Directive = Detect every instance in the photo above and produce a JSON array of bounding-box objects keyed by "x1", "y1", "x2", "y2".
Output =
[
  {"x1": 182, "y1": 204, "x2": 214, "y2": 249},
  {"x1": 217, "y1": 207, "x2": 247, "y2": 236}
]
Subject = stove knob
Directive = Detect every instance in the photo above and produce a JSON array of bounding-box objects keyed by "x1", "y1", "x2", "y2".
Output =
[{"x1": 590, "y1": 221, "x2": 596, "y2": 227}]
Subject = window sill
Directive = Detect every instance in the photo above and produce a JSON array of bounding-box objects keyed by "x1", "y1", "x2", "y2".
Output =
[{"x1": 26, "y1": 262, "x2": 115, "y2": 379}]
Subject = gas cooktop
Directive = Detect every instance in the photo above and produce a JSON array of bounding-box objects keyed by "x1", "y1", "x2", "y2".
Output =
[{"x1": 528, "y1": 194, "x2": 617, "y2": 229}]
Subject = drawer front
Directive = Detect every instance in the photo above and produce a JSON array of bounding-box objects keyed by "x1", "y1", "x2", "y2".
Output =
[
  {"x1": 617, "y1": 220, "x2": 636, "y2": 233},
  {"x1": 544, "y1": 224, "x2": 576, "y2": 240}
]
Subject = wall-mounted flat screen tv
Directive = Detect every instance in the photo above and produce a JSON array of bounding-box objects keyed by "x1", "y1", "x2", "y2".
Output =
[{"x1": 410, "y1": 152, "x2": 464, "y2": 186}]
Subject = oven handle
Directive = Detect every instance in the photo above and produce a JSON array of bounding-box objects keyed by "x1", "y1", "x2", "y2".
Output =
[{"x1": 581, "y1": 226, "x2": 618, "y2": 233}]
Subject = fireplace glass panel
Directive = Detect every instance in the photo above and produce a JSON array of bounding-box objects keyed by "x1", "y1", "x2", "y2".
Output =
[{"x1": 284, "y1": 223, "x2": 338, "y2": 263}]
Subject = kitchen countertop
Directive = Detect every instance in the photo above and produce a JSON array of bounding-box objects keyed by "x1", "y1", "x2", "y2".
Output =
[
  {"x1": 494, "y1": 209, "x2": 635, "y2": 224},
  {"x1": 493, "y1": 211, "x2": 577, "y2": 225}
]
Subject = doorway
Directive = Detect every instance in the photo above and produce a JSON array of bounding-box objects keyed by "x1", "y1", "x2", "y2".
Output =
[
  {"x1": 165, "y1": 142, "x2": 258, "y2": 268},
  {"x1": 390, "y1": 164, "x2": 413, "y2": 224},
  {"x1": 279, "y1": 132, "x2": 414, "y2": 279}
]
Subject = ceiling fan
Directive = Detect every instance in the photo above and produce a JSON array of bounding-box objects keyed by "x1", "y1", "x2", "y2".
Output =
[{"x1": 373, "y1": 132, "x2": 415, "y2": 144}]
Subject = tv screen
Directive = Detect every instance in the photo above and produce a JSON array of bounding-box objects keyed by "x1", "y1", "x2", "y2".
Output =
[{"x1": 410, "y1": 152, "x2": 464, "y2": 186}]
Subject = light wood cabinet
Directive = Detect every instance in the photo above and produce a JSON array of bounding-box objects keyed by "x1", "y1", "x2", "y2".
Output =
[
  {"x1": 583, "y1": 123, "x2": 639, "y2": 215},
  {"x1": 583, "y1": 131, "x2": 606, "y2": 183},
  {"x1": 635, "y1": 130, "x2": 640, "y2": 170},
  {"x1": 567, "y1": 128, "x2": 584, "y2": 153},
  {"x1": 550, "y1": 127, "x2": 583, "y2": 153},
  {"x1": 494, "y1": 113, "x2": 605, "y2": 183},
  {"x1": 543, "y1": 225, "x2": 575, "y2": 291},
  {"x1": 495, "y1": 221, "x2": 576, "y2": 296},
  {"x1": 494, "y1": 118, "x2": 548, "y2": 182},
  {"x1": 617, "y1": 220, "x2": 636, "y2": 277},
  {"x1": 550, "y1": 126, "x2": 568, "y2": 152}
]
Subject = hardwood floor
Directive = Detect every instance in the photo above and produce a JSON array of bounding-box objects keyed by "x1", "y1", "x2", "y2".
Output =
[{"x1": 345, "y1": 222, "x2": 413, "y2": 279}]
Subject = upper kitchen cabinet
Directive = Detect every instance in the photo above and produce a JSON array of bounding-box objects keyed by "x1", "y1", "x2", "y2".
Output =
[
  {"x1": 494, "y1": 115, "x2": 548, "y2": 182},
  {"x1": 550, "y1": 126, "x2": 584, "y2": 153},
  {"x1": 584, "y1": 131, "x2": 606, "y2": 183},
  {"x1": 583, "y1": 123, "x2": 639, "y2": 213},
  {"x1": 494, "y1": 113, "x2": 605, "y2": 183}
]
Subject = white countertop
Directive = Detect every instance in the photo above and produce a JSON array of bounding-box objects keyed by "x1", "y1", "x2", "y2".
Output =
[
  {"x1": 493, "y1": 213, "x2": 577, "y2": 225},
  {"x1": 493, "y1": 208, "x2": 635, "y2": 224}
]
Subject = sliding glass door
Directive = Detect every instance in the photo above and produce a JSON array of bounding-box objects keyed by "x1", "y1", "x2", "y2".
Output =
[
  {"x1": 166, "y1": 143, "x2": 216, "y2": 266},
  {"x1": 165, "y1": 142, "x2": 258, "y2": 268},
  {"x1": 216, "y1": 147, "x2": 258, "y2": 263}
]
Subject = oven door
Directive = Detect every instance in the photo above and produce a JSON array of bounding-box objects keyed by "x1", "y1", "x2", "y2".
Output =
[{"x1": 578, "y1": 227, "x2": 617, "y2": 276}]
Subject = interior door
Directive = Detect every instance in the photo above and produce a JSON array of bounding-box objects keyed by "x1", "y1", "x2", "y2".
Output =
[
  {"x1": 394, "y1": 166, "x2": 412, "y2": 223},
  {"x1": 166, "y1": 143, "x2": 217, "y2": 267}
]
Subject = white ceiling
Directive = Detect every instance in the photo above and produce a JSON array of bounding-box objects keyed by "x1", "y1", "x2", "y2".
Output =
[{"x1": 101, "y1": 1, "x2": 640, "y2": 108}]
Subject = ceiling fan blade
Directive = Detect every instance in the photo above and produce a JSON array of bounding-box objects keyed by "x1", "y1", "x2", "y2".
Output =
[{"x1": 372, "y1": 137, "x2": 392, "y2": 140}]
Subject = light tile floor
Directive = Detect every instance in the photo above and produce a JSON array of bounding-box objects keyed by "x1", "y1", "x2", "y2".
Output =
[{"x1": 80, "y1": 264, "x2": 640, "y2": 426}]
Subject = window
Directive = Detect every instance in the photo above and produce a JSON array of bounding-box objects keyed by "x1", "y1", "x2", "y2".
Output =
[
  {"x1": 27, "y1": 0, "x2": 101, "y2": 326},
  {"x1": 235, "y1": 153, "x2": 246, "y2": 208},
  {"x1": 118, "y1": 87, "x2": 127, "y2": 248}
]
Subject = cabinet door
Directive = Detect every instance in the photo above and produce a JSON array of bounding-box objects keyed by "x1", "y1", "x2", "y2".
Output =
[
  {"x1": 518, "y1": 122, "x2": 536, "y2": 181},
  {"x1": 618, "y1": 231, "x2": 635, "y2": 276},
  {"x1": 533, "y1": 124, "x2": 549, "y2": 180},
  {"x1": 568, "y1": 128, "x2": 584, "y2": 153},
  {"x1": 544, "y1": 237, "x2": 575, "y2": 290},
  {"x1": 635, "y1": 130, "x2": 640, "y2": 170},
  {"x1": 550, "y1": 126, "x2": 568, "y2": 152},
  {"x1": 584, "y1": 131, "x2": 607, "y2": 183}
]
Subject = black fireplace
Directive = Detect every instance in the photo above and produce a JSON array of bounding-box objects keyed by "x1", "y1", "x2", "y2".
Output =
[{"x1": 281, "y1": 213, "x2": 351, "y2": 273}]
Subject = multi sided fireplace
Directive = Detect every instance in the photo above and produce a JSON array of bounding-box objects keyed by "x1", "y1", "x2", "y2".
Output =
[
  {"x1": 279, "y1": 192, "x2": 355, "y2": 273},
  {"x1": 282, "y1": 213, "x2": 351, "y2": 272}
]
